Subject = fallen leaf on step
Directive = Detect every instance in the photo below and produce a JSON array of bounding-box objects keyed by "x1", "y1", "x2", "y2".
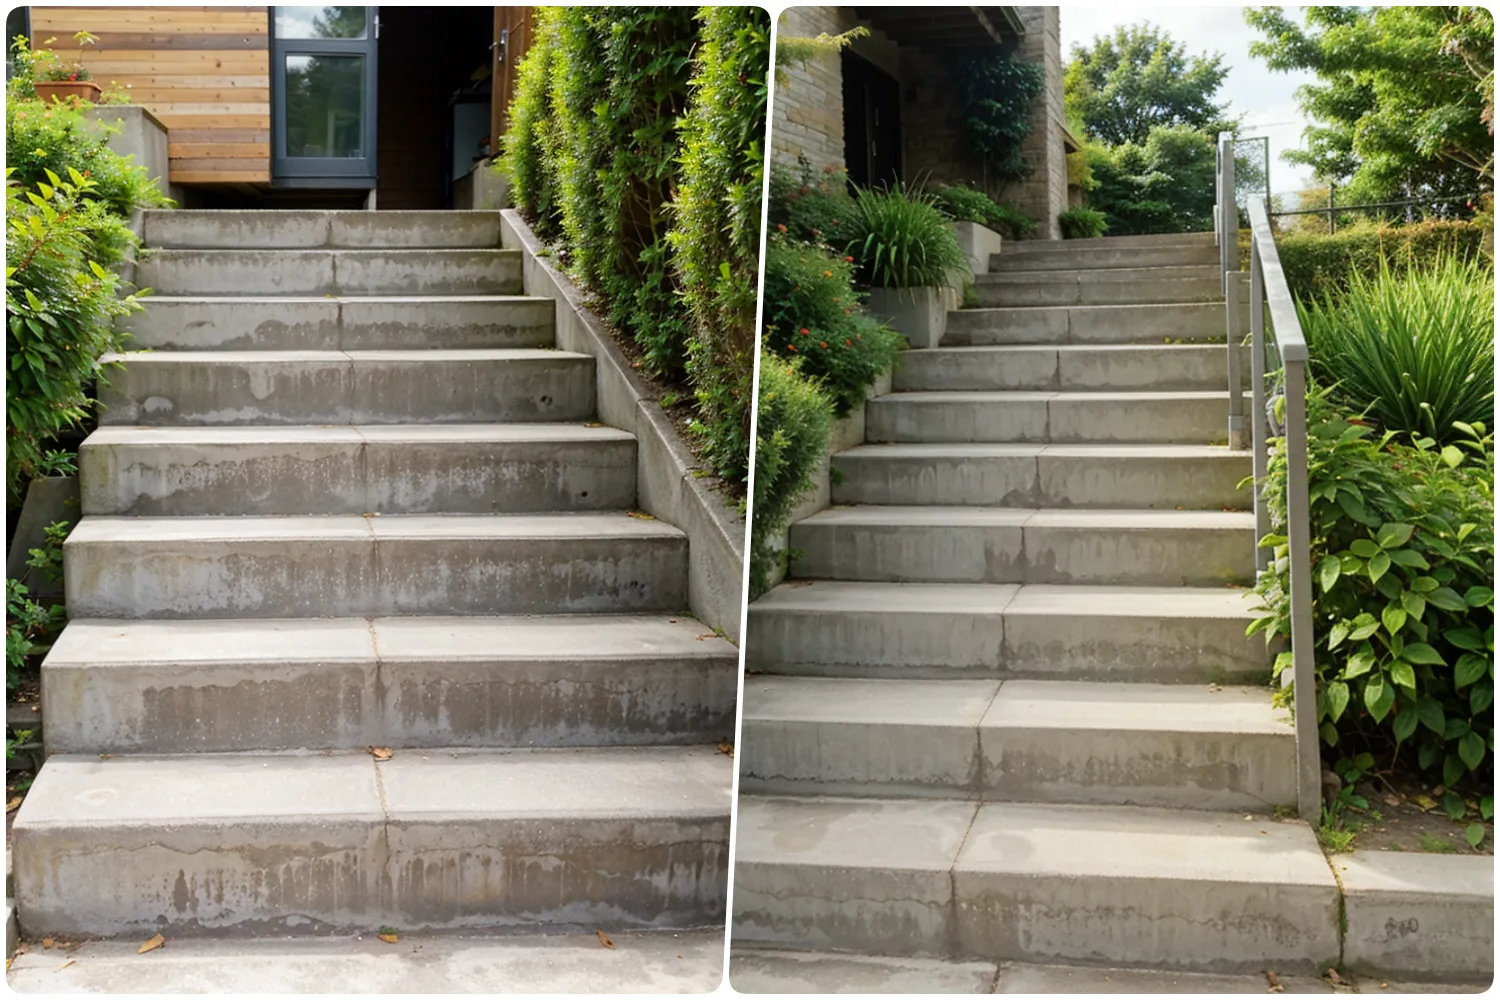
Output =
[
  {"x1": 377, "y1": 933, "x2": 399, "y2": 944},
  {"x1": 668, "y1": 618, "x2": 678, "y2": 624},
  {"x1": 98, "y1": 753, "x2": 112, "y2": 760},
  {"x1": 41, "y1": 938, "x2": 54, "y2": 950},
  {"x1": 6, "y1": 797, "x2": 22, "y2": 813},
  {"x1": 1414, "y1": 794, "x2": 1438, "y2": 812},
  {"x1": 596, "y1": 929, "x2": 614, "y2": 949},
  {"x1": 368, "y1": 747, "x2": 393, "y2": 761},
  {"x1": 55, "y1": 959, "x2": 75, "y2": 972},
  {"x1": 1379, "y1": 983, "x2": 1389, "y2": 990},
  {"x1": 1208, "y1": 683, "x2": 1222, "y2": 693},
  {"x1": 138, "y1": 933, "x2": 165, "y2": 954},
  {"x1": 626, "y1": 510, "x2": 656, "y2": 520},
  {"x1": 696, "y1": 633, "x2": 717, "y2": 641},
  {"x1": 1325, "y1": 968, "x2": 1343, "y2": 985},
  {"x1": 584, "y1": 422, "x2": 604, "y2": 428},
  {"x1": 717, "y1": 741, "x2": 734, "y2": 758},
  {"x1": 1264, "y1": 970, "x2": 1284, "y2": 992}
]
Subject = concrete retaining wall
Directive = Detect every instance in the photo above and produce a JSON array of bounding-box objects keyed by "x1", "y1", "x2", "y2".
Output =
[{"x1": 82, "y1": 105, "x2": 177, "y2": 206}]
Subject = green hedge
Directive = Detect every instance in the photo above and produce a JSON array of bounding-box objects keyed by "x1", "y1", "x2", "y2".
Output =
[{"x1": 1273, "y1": 221, "x2": 1488, "y2": 303}]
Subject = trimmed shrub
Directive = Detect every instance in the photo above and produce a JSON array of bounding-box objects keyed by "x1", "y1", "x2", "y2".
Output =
[
  {"x1": 1059, "y1": 206, "x2": 1108, "y2": 239},
  {"x1": 7, "y1": 97, "x2": 170, "y2": 220},
  {"x1": 848, "y1": 184, "x2": 967, "y2": 289},
  {"x1": 669, "y1": 5, "x2": 770, "y2": 484},
  {"x1": 933, "y1": 183, "x2": 1037, "y2": 240},
  {"x1": 502, "y1": 10, "x2": 563, "y2": 239},
  {"x1": 767, "y1": 161, "x2": 859, "y2": 250},
  {"x1": 749, "y1": 348, "x2": 834, "y2": 600},
  {"x1": 1301, "y1": 253, "x2": 1493, "y2": 442},
  {"x1": 761, "y1": 237, "x2": 903, "y2": 416},
  {"x1": 1274, "y1": 220, "x2": 1488, "y2": 303}
]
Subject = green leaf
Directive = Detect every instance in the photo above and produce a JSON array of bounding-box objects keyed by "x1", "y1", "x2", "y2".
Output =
[
  {"x1": 1420, "y1": 740, "x2": 1442, "y2": 770},
  {"x1": 1367, "y1": 550, "x2": 1391, "y2": 583},
  {"x1": 1344, "y1": 649, "x2": 1376, "y2": 679},
  {"x1": 1377, "y1": 522, "x2": 1415, "y2": 549},
  {"x1": 1401, "y1": 643, "x2": 1445, "y2": 666},
  {"x1": 1328, "y1": 622, "x2": 1350, "y2": 650},
  {"x1": 1350, "y1": 538, "x2": 1381, "y2": 558},
  {"x1": 1327, "y1": 681, "x2": 1350, "y2": 722},
  {"x1": 1442, "y1": 445, "x2": 1465, "y2": 468},
  {"x1": 1459, "y1": 731, "x2": 1486, "y2": 770},
  {"x1": 1466, "y1": 823, "x2": 1485, "y2": 848},
  {"x1": 1365, "y1": 673, "x2": 1395, "y2": 722},
  {"x1": 1444, "y1": 790, "x2": 1468, "y2": 821},
  {"x1": 1389, "y1": 660, "x2": 1417, "y2": 692},
  {"x1": 1449, "y1": 629, "x2": 1485, "y2": 653},
  {"x1": 1382, "y1": 603, "x2": 1407, "y2": 635},
  {"x1": 1320, "y1": 721, "x2": 1339, "y2": 746},
  {"x1": 1482, "y1": 795, "x2": 1493, "y2": 821},
  {"x1": 1387, "y1": 548, "x2": 1430, "y2": 569},
  {"x1": 1318, "y1": 554, "x2": 1341, "y2": 593},
  {"x1": 1464, "y1": 586, "x2": 1494, "y2": 608},
  {"x1": 1349, "y1": 616, "x2": 1381, "y2": 641},
  {"x1": 1456, "y1": 653, "x2": 1487, "y2": 687},
  {"x1": 1428, "y1": 587, "x2": 1468, "y2": 613},
  {"x1": 1412, "y1": 576, "x2": 1440, "y2": 593},
  {"x1": 1471, "y1": 681, "x2": 1493, "y2": 715},
  {"x1": 1417, "y1": 696, "x2": 1445, "y2": 734},
  {"x1": 1444, "y1": 752, "x2": 1466, "y2": 789},
  {"x1": 1393, "y1": 703, "x2": 1418, "y2": 741},
  {"x1": 1401, "y1": 591, "x2": 1426, "y2": 621}
]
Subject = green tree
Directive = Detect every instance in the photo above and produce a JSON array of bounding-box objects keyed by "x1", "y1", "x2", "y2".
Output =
[
  {"x1": 1064, "y1": 23, "x2": 1233, "y2": 146},
  {"x1": 1079, "y1": 124, "x2": 1218, "y2": 234},
  {"x1": 1245, "y1": 6, "x2": 1493, "y2": 201}
]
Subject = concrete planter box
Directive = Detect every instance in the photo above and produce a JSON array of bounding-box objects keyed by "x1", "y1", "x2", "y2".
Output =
[
  {"x1": 864, "y1": 285, "x2": 949, "y2": 350},
  {"x1": 81, "y1": 105, "x2": 175, "y2": 206},
  {"x1": 6, "y1": 475, "x2": 80, "y2": 601},
  {"x1": 952, "y1": 220, "x2": 1003, "y2": 278}
]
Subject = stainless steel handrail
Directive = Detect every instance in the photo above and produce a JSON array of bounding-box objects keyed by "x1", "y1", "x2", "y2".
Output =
[{"x1": 1218, "y1": 133, "x2": 1321, "y2": 822}]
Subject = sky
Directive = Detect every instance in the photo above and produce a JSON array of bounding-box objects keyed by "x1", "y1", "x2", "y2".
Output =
[{"x1": 1060, "y1": 5, "x2": 1321, "y2": 195}]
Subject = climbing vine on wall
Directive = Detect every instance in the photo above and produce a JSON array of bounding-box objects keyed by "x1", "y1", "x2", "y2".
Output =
[{"x1": 950, "y1": 49, "x2": 1045, "y2": 183}]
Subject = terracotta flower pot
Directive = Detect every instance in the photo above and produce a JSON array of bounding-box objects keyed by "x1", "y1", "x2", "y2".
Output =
[{"x1": 33, "y1": 80, "x2": 101, "y2": 105}]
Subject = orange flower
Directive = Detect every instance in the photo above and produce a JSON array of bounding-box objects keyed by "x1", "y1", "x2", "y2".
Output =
[
  {"x1": 799, "y1": 328, "x2": 809, "y2": 335},
  {"x1": 823, "y1": 270, "x2": 832, "y2": 277},
  {"x1": 844, "y1": 256, "x2": 854, "y2": 262},
  {"x1": 845, "y1": 338, "x2": 853, "y2": 346},
  {"x1": 819, "y1": 341, "x2": 828, "y2": 349},
  {"x1": 776, "y1": 224, "x2": 787, "y2": 233}
]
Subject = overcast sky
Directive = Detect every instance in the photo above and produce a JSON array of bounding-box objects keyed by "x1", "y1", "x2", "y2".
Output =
[{"x1": 1060, "y1": 5, "x2": 1321, "y2": 195}]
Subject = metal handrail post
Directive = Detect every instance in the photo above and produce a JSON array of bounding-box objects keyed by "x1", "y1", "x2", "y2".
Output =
[
  {"x1": 1250, "y1": 248, "x2": 1270, "y2": 571},
  {"x1": 1225, "y1": 271, "x2": 1247, "y2": 449},
  {"x1": 1283, "y1": 357, "x2": 1321, "y2": 821}
]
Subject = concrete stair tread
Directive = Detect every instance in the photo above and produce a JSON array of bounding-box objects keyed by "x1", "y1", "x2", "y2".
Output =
[
  {"x1": 83, "y1": 422, "x2": 634, "y2": 446},
  {"x1": 140, "y1": 294, "x2": 547, "y2": 304},
  {"x1": 753, "y1": 580, "x2": 1257, "y2": 618},
  {"x1": 909, "y1": 343, "x2": 1228, "y2": 354},
  {"x1": 735, "y1": 794, "x2": 1331, "y2": 885},
  {"x1": 744, "y1": 677, "x2": 1288, "y2": 735},
  {"x1": 801, "y1": 506, "x2": 1254, "y2": 528},
  {"x1": 1003, "y1": 232, "x2": 1216, "y2": 252},
  {"x1": 838, "y1": 442, "x2": 1247, "y2": 459},
  {"x1": 143, "y1": 209, "x2": 506, "y2": 251},
  {"x1": 68, "y1": 511, "x2": 685, "y2": 543},
  {"x1": 978, "y1": 264, "x2": 1218, "y2": 283},
  {"x1": 103, "y1": 348, "x2": 587, "y2": 363},
  {"x1": 883, "y1": 389, "x2": 1237, "y2": 401}
]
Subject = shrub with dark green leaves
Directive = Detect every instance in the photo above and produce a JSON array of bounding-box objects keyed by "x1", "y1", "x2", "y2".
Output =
[
  {"x1": 1250, "y1": 387, "x2": 1494, "y2": 828},
  {"x1": 1274, "y1": 220, "x2": 1488, "y2": 304},
  {"x1": 950, "y1": 48, "x2": 1044, "y2": 182},
  {"x1": 762, "y1": 237, "x2": 903, "y2": 416},
  {"x1": 669, "y1": 6, "x2": 769, "y2": 485},
  {"x1": 7, "y1": 97, "x2": 171, "y2": 220},
  {"x1": 501, "y1": 10, "x2": 563, "y2": 238},
  {"x1": 767, "y1": 161, "x2": 859, "y2": 250},
  {"x1": 848, "y1": 184, "x2": 967, "y2": 289},
  {"x1": 933, "y1": 183, "x2": 1037, "y2": 240},
  {"x1": 1301, "y1": 253, "x2": 1493, "y2": 442},
  {"x1": 1059, "y1": 206, "x2": 1109, "y2": 239},
  {"x1": 750, "y1": 348, "x2": 834, "y2": 600}
]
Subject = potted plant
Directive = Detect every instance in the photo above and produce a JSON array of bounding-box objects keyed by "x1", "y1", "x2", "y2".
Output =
[
  {"x1": 848, "y1": 183, "x2": 969, "y2": 350},
  {"x1": 30, "y1": 32, "x2": 102, "y2": 105}
]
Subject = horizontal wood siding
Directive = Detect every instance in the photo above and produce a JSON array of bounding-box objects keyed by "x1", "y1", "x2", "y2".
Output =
[{"x1": 32, "y1": 6, "x2": 271, "y2": 184}]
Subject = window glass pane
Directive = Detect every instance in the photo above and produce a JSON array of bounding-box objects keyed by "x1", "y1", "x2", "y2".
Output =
[
  {"x1": 284, "y1": 54, "x2": 366, "y2": 158},
  {"x1": 275, "y1": 6, "x2": 367, "y2": 40}
]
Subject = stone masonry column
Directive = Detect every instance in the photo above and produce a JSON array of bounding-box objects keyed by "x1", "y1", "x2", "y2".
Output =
[{"x1": 1008, "y1": 7, "x2": 1067, "y2": 239}]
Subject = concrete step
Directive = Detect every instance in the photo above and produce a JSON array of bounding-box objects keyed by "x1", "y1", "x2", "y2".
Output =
[
  {"x1": 142, "y1": 209, "x2": 503, "y2": 250},
  {"x1": 788, "y1": 506, "x2": 1255, "y2": 587},
  {"x1": 1004, "y1": 231, "x2": 1217, "y2": 253},
  {"x1": 64, "y1": 513, "x2": 688, "y2": 618},
  {"x1": 97, "y1": 350, "x2": 595, "y2": 426},
  {"x1": 894, "y1": 344, "x2": 1248, "y2": 392},
  {"x1": 135, "y1": 249, "x2": 523, "y2": 296},
  {"x1": 80, "y1": 424, "x2": 637, "y2": 516},
  {"x1": 831, "y1": 444, "x2": 1249, "y2": 510},
  {"x1": 865, "y1": 391, "x2": 1236, "y2": 445},
  {"x1": 121, "y1": 296, "x2": 555, "y2": 351},
  {"x1": 745, "y1": 581, "x2": 1270, "y2": 683},
  {"x1": 12, "y1": 746, "x2": 731, "y2": 938},
  {"x1": 989, "y1": 243, "x2": 1217, "y2": 272},
  {"x1": 731, "y1": 795, "x2": 1340, "y2": 972},
  {"x1": 974, "y1": 266, "x2": 1222, "y2": 307},
  {"x1": 738, "y1": 677, "x2": 1295, "y2": 809},
  {"x1": 42, "y1": 615, "x2": 737, "y2": 754},
  {"x1": 944, "y1": 302, "x2": 1238, "y2": 347}
]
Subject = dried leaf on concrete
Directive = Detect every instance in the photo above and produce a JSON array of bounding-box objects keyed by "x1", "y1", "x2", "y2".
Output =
[
  {"x1": 378, "y1": 933, "x2": 399, "y2": 944},
  {"x1": 717, "y1": 741, "x2": 734, "y2": 758},
  {"x1": 368, "y1": 747, "x2": 393, "y2": 761},
  {"x1": 138, "y1": 933, "x2": 165, "y2": 954},
  {"x1": 596, "y1": 929, "x2": 614, "y2": 949},
  {"x1": 1264, "y1": 969, "x2": 1284, "y2": 992}
]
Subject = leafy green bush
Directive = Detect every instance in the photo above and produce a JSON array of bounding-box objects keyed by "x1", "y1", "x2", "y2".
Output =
[
  {"x1": 1274, "y1": 221, "x2": 1488, "y2": 303},
  {"x1": 7, "y1": 97, "x2": 171, "y2": 220},
  {"x1": 1250, "y1": 387, "x2": 1494, "y2": 819},
  {"x1": 950, "y1": 48, "x2": 1044, "y2": 182},
  {"x1": 1059, "y1": 206, "x2": 1109, "y2": 239},
  {"x1": 6, "y1": 168, "x2": 142, "y2": 501},
  {"x1": 767, "y1": 161, "x2": 859, "y2": 250},
  {"x1": 1301, "y1": 253, "x2": 1493, "y2": 442},
  {"x1": 750, "y1": 348, "x2": 834, "y2": 600},
  {"x1": 669, "y1": 5, "x2": 770, "y2": 485},
  {"x1": 933, "y1": 184, "x2": 1037, "y2": 240},
  {"x1": 501, "y1": 10, "x2": 563, "y2": 238},
  {"x1": 762, "y1": 237, "x2": 902, "y2": 416},
  {"x1": 848, "y1": 184, "x2": 967, "y2": 288},
  {"x1": 1077, "y1": 125, "x2": 1216, "y2": 234}
]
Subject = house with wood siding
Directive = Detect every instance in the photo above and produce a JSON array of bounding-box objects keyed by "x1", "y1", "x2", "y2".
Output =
[{"x1": 14, "y1": 6, "x2": 533, "y2": 208}]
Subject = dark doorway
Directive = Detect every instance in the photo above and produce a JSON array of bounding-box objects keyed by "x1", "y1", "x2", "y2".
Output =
[{"x1": 841, "y1": 51, "x2": 901, "y2": 189}]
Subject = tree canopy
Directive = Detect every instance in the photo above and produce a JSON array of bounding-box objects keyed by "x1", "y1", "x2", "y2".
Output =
[
  {"x1": 1245, "y1": 6, "x2": 1494, "y2": 202},
  {"x1": 1064, "y1": 23, "x2": 1233, "y2": 146}
]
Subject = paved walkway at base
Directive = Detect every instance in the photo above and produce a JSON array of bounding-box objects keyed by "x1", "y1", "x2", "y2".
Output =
[{"x1": 8, "y1": 930, "x2": 724, "y2": 994}]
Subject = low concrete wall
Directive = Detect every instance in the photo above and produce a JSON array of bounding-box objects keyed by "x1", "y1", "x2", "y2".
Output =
[
  {"x1": 953, "y1": 221, "x2": 1002, "y2": 278},
  {"x1": 82, "y1": 106, "x2": 177, "y2": 205},
  {"x1": 454, "y1": 162, "x2": 512, "y2": 211},
  {"x1": 500, "y1": 210, "x2": 745, "y2": 641}
]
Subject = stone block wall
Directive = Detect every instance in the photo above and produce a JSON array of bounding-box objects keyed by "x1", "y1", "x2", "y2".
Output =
[
  {"x1": 771, "y1": 6, "x2": 859, "y2": 173},
  {"x1": 1010, "y1": 6, "x2": 1068, "y2": 239}
]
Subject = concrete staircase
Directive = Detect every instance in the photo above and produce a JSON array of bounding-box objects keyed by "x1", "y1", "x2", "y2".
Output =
[
  {"x1": 733, "y1": 231, "x2": 1342, "y2": 973},
  {"x1": 13, "y1": 211, "x2": 735, "y2": 940}
]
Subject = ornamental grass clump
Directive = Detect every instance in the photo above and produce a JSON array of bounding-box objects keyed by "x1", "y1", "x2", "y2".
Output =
[
  {"x1": 847, "y1": 183, "x2": 967, "y2": 289},
  {"x1": 1301, "y1": 253, "x2": 1494, "y2": 442}
]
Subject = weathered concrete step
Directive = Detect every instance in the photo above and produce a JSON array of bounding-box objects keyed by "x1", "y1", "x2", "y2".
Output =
[
  {"x1": 42, "y1": 615, "x2": 737, "y2": 754},
  {"x1": 975, "y1": 266, "x2": 1222, "y2": 307},
  {"x1": 135, "y1": 249, "x2": 523, "y2": 296},
  {"x1": 80, "y1": 424, "x2": 637, "y2": 515},
  {"x1": 1334, "y1": 852, "x2": 1494, "y2": 983},
  {"x1": 1005, "y1": 231, "x2": 1217, "y2": 253},
  {"x1": 746, "y1": 582, "x2": 1269, "y2": 683},
  {"x1": 98, "y1": 350, "x2": 595, "y2": 426},
  {"x1": 738, "y1": 677, "x2": 1295, "y2": 809},
  {"x1": 64, "y1": 513, "x2": 688, "y2": 618},
  {"x1": 143, "y1": 210, "x2": 503, "y2": 250},
  {"x1": 866, "y1": 391, "x2": 1236, "y2": 445},
  {"x1": 989, "y1": 243, "x2": 1217, "y2": 272},
  {"x1": 944, "y1": 302, "x2": 1239, "y2": 347},
  {"x1": 121, "y1": 296, "x2": 555, "y2": 351},
  {"x1": 732, "y1": 795, "x2": 1339, "y2": 972},
  {"x1": 831, "y1": 443, "x2": 1249, "y2": 509},
  {"x1": 12, "y1": 746, "x2": 730, "y2": 938},
  {"x1": 789, "y1": 506, "x2": 1255, "y2": 587},
  {"x1": 894, "y1": 344, "x2": 1249, "y2": 392}
]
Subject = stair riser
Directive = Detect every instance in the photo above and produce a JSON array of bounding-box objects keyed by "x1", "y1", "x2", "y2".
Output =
[
  {"x1": 143, "y1": 210, "x2": 503, "y2": 250},
  {"x1": 745, "y1": 608, "x2": 1269, "y2": 683},
  {"x1": 80, "y1": 437, "x2": 638, "y2": 515},
  {"x1": 789, "y1": 522, "x2": 1254, "y2": 587},
  {"x1": 975, "y1": 277, "x2": 1223, "y2": 308},
  {"x1": 135, "y1": 250, "x2": 523, "y2": 296},
  {"x1": 894, "y1": 348, "x2": 1250, "y2": 392},
  {"x1": 944, "y1": 303, "x2": 1241, "y2": 346},
  {"x1": 121, "y1": 298, "x2": 555, "y2": 351},
  {"x1": 738, "y1": 719, "x2": 1294, "y2": 809},
  {"x1": 1006, "y1": 232, "x2": 1217, "y2": 252},
  {"x1": 831, "y1": 454, "x2": 1249, "y2": 509},
  {"x1": 98, "y1": 357, "x2": 595, "y2": 425},
  {"x1": 14, "y1": 815, "x2": 728, "y2": 937},
  {"x1": 65, "y1": 535, "x2": 689, "y2": 618},
  {"x1": 43, "y1": 656, "x2": 737, "y2": 754},
  {"x1": 866, "y1": 397, "x2": 1231, "y2": 445},
  {"x1": 989, "y1": 245, "x2": 1216, "y2": 271}
]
